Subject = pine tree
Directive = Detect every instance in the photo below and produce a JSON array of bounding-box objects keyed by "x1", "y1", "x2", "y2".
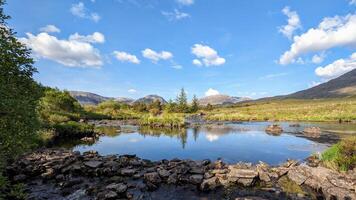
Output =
[
  {"x1": 176, "y1": 88, "x2": 188, "y2": 113},
  {"x1": 190, "y1": 95, "x2": 199, "y2": 113}
]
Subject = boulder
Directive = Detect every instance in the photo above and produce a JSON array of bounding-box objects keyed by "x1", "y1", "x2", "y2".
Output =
[
  {"x1": 303, "y1": 127, "x2": 321, "y2": 138},
  {"x1": 227, "y1": 168, "x2": 258, "y2": 186},
  {"x1": 265, "y1": 124, "x2": 283, "y2": 135},
  {"x1": 200, "y1": 177, "x2": 220, "y2": 191},
  {"x1": 189, "y1": 174, "x2": 204, "y2": 184},
  {"x1": 157, "y1": 168, "x2": 170, "y2": 178},
  {"x1": 106, "y1": 183, "x2": 127, "y2": 193},
  {"x1": 120, "y1": 168, "x2": 136, "y2": 176},
  {"x1": 144, "y1": 172, "x2": 162, "y2": 184}
]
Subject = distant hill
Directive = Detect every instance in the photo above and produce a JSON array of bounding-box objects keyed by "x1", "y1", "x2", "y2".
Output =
[
  {"x1": 134, "y1": 95, "x2": 167, "y2": 104},
  {"x1": 284, "y1": 69, "x2": 356, "y2": 99},
  {"x1": 69, "y1": 91, "x2": 112, "y2": 105},
  {"x1": 198, "y1": 94, "x2": 251, "y2": 106},
  {"x1": 115, "y1": 97, "x2": 135, "y2": 104}
]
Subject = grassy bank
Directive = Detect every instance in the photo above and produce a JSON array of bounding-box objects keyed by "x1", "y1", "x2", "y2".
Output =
[
  {"x1": 204, "y1": 98, "x2": 356, "y2": 122},
  {"x1": 139, "y1": 113, "x2": 185, "y2": 128}
]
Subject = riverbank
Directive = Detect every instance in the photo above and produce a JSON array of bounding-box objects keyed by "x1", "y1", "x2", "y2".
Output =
[{"x1": 5, "y1": 148, "x2": 355, "y2": 200}]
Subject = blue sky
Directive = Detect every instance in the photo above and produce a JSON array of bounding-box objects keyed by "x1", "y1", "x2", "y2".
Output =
[{"x1": 4, "y1": 0, "x2": 356, "y2": 99}]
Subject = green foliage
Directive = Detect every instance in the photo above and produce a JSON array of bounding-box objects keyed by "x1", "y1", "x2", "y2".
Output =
[
  {"x1": 164, "y1": 99, "x2": 177, "y2": 113},
  {"x1": 176, "y1": 88, "x2": 188, "y2": 113},
  {"x1": 205, "y1": 103, "x2": 214, "y2": 111},
  {"x1": 0, "y1": 0, "x2": 42, "y2": 180},
  {"x1": 321, "y1": 136, "x2": 356, "y2": 171},
  {"x1": 132, "y1": 102, "x2": 148, "y2": 112},
  {"x1": 38, "y1": 88, "x2": 83, "y2": 125},
  {"x1": 148, "y1": 100, "x2": 162, "y2": 116},
  {"x1": 86, "y1": 100, "x2": 140, "y2": 119},
  {"x1": 139, "y1": 114, "x2": 185, "y2": 128},
  {"x1": 190, "y1": 95, "x2": 199, "y2": 113},
  {"x1": 205, "y1": 98, "x2": 356, "y2": 122},
  {"x1": 53, "y1": 121, "x2": 94, "y2": 138}
]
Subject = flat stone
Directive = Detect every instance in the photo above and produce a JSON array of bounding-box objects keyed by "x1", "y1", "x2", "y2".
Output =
[
  {"x1": 228, "y1": 168, "x2": 258, "y2": 179},
  {"x1": 287, "y1": 166, "x2": 309, "y2": 185},
  {"x1": 84, "y1": 161, "x2": 102, "y2": 168},
  {"x1": 120, "y1": 168, "x2": 136, "y2": 176},
  {"x1": 157, "y1": 168, "x2": 170, "y2": 178},
  {"x1": 106, "y1": 183, "x2": 127, "y2": 193},
  {"x1": 200, "y1": 177, "x2": 220, "y2": 191},
  {"x1": 104, "y1": 191, "x2": 118, "y2": 199}
]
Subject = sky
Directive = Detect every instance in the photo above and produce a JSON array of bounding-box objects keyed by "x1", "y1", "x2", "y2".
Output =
[{"x1": 4, "y1": 0, "x2": 356, "y2": 100}]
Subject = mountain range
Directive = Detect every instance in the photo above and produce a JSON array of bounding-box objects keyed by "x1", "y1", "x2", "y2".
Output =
[{"x1": 69, "y1": 68, "x2": 356, "y2": 106}]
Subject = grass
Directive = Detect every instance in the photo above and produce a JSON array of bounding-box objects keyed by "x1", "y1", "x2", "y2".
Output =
[
  {"x1": 205, "y1": 98, "x2": 356, "y2": 122},
  {"x1": 321, "y1": 136, "x2": 356, "y2": 171},
  {"x1": 139, "y1": 113, "x2": 185, "y2": 128}
]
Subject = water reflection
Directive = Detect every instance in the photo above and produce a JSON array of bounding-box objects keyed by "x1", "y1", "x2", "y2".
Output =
[{"x1": 68, "y1": 122, "x2": 353, "y2": 164}]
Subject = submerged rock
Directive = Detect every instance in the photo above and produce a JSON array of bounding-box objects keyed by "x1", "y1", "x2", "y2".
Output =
[{"x1": 303, "y1": 127, "x2": 321, "y2": 138}]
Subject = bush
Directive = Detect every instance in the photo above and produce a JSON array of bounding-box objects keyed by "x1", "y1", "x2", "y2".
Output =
[
  {"x1": 53, "y1": 121, "x2": 94, "y2": 138},
  {"x1": 321, "y1": 136, "x2": 356, "y2": 171}
]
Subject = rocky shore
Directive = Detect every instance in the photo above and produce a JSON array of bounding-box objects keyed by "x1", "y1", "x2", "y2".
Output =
[{"x1": 6, "y1": 149, "x2": 355, "y2": 200}]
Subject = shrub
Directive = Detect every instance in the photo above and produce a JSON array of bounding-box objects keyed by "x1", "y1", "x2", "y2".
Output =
[
  {"x1": 53, "y1": 121, "x2": 94, "y2": 138},
  {"x1": 321, "y1": 136, "x2": 356, "y2": 171}
]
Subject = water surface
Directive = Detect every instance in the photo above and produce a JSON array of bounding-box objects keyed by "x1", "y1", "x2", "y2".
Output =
[{"x1": 69, "y1": 122, "x2": 356, "y2": 165}]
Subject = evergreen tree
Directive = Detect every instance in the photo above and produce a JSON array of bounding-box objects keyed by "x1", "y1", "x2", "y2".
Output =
[
  {"x1": 164, "y1": 99, "x2": 176, "y2": 113},
  {"x1": 176, "y1": 88, "x2": 188, "y2": 113},
  {"x1": 190, "y1": 95, "x2": 199, "y2": 113}
]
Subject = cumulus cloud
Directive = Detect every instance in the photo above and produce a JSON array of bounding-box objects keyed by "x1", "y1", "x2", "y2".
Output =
[
  {"x1": 113, "y1": 51, "x2": 140, "y2": 64},
  {"x1": 279, "y1": 6, "x2": 301, "y2": 39},
  {"x1": 205, "y1": 88, "x2": 220, "y2": 96},
  {"x1": 20, "y1": 32, "x2": 103, "y2": 67},
  {"x1": 311, "y1": 53, "x2": 325, "y2": 64},
  {"x1": 176, "y1": 0, "x2": 194, "y2": 6},
  {"x1": 260, "y1": 72, "x2": 288, "y2": 80},
  {"x1": 69, "y1": 32, "x2": 105, "y2": 43},
  {"x1": 279, "y1": 14, "x2": 356, "y2": 65},
  {"x1": 39, "y1": 25, "x2": 60, "y2": 33},
  {"x1": 70, "y1": 2, "x2": 100, "y2": 22},
  {"x1": 191, "y1": 44, "x2": 225, "y2": 66},
  {"x1": 171, "y1": 65, "x2": 182, "y2": 69},
  {"x1": 162, "y1": 9, "x2": 190, "y2": 21},
  {"x1": 128, "y1": 89, "x2": 137, "y2": 93},
  {"x1": 192, "y1": 59, "x2": 202, "y2": 66},
  {"x1": 142, "y1": 48, "x2": 173, "y2": 63},
  {"x1": 315, "y1": 52, "x2": 356, "y2": 79}
]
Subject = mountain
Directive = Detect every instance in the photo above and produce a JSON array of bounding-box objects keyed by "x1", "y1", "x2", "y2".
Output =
[
  {"x1": 284, "y1": 69, "x2": 356, "y2": 99},
  {"x1": 69, "y1": 91, "x2": 112, "y2": 105},
  {"x1": 198, "y1": 94, "x2": 251, "y2": 106},
  {"x1": 115, "y1": 97, "x2": 135, "y2": 104},
  {"x1": 134, "y1": 95, "x2": 167, "y2": 104}
]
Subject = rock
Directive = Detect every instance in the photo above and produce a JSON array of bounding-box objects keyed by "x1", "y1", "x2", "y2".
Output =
[
  {"x1": 84, "y1": 161, "x2": 102, "y2": 168},
  {"x1": 120, "y1": 168, "x2": 136, "y2": 176},
  {"x1": 227, "y1": 168, "x2": 258, "y2": 186},
  {"x1": 104, "y1": 191, "x2": 118, "y2": 199},
  {"x1": 13, "y1": 174, "x2": 27, "y2": 182},
  {"x1": 80, "y1": 137, "x2": 95, "y2": 142},
  {"x1": 265, "y1": 124, "x2": 283, "y2": 135},
  {"x1": 106, "y1": 183, "x2": 127, "y2": 193},
  {"x1": 189, "y1": 174, "x2": 204, "y2": 184},
  {"x1": 189, "y1": 166, "x2": 205, "y2": 174},
  {"x1": 157, "y1": 168, "x2": 170, "y2": 178},
  {"x1": 144, "y1": 172, "x2": 162, "y2": 184},
  {"x1": 167, "y1": 173, "x2": 178, "y2": 184},
  {"x1": 200, "y1": 177, "x2": 220, "y2": 191},
  {"x1": 303, "y1": 127, "x2": 321, "y2": 138},
  {"x1": 287, "y1": 166, "x2": 309, "y2": 185},
  {"x1": 289, "y1": 123, "x2": 300, "y2": 127}
]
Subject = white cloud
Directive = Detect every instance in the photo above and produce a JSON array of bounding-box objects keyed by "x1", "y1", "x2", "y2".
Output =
[
  {"x1": 350, "y1": 0, "x2": 356, "y2": 5},
  {"x1": 128, "y1": 89, "x2": 137, "y2": 93},
  {"x1": 311, "y1": 53, "x2": 325, "y2": 64},
  {"x1": 260, "y1": 72, "x2": 288, "y2": 80},
  {"x1": 69, "y1": 32, "x2": 105, "y2": 43},
  {"x1": 142, "y1": 48, "x2": 173, "y2": 63},
  {"x1": 206, "y1": 134, "x2": 219, "y2": 142},
  {"x1": 279, "y1": 6, "x2": 301, "y2": 39},
  {"x1": 279, "y1": 14, "x2": 356, "y2": 65},
  {"x1": 70, "y1": 2, "x2": 101, "y2": 22},
  {"x1": 315, "y1": 52, "x2": 356, "y2": 79},
  {"x1": 113, "y1": 51, "x2": 140, "y2": 64},
  {"x1": 162, "y1": 9, "x2": 190, "y2": 21},
  {"x1": 20, "y1": 32, "x2": 103, "y2": 68},
  {"x1": 309, "y1": 81, "x2": 323, "y2": 88},
  {"x1": 191, "y1": 44, "x2": 225, "y2": 66},
  {"x1": 192, "y1": 59, "x2": 202, "y2": 66},
  {"x1": 176, "y1": 0, "x2": 194, "y2": 6},
  {"x1": 171, "y1": 65, "x2": 182, "y2": 69},
  {"x1": 39, "y1": 25, "x2": 60, "y2": 33},
  {"x1": 205, "y1": 88, "x2": 220, "y2": 96}
]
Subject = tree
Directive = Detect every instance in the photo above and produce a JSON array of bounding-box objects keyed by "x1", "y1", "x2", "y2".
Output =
[
  {"x1": 148, "y1": 100, "x2": 162, "y2": 116},
  {"x1": 0, "y1": 0, "x2": 42, "y2": 167},
  {"x1": 164, "y1": 99, "x2": 177, "y2": 113},
  {"x1": 176, "y1": 88, "x2": 188, "y2": 113},
  {"x1": 206, "y1": 103, "x2": 213, "y2": 111},
  {"x1": 190, "y1": 95, "x2": 199, "y2": 113}
]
